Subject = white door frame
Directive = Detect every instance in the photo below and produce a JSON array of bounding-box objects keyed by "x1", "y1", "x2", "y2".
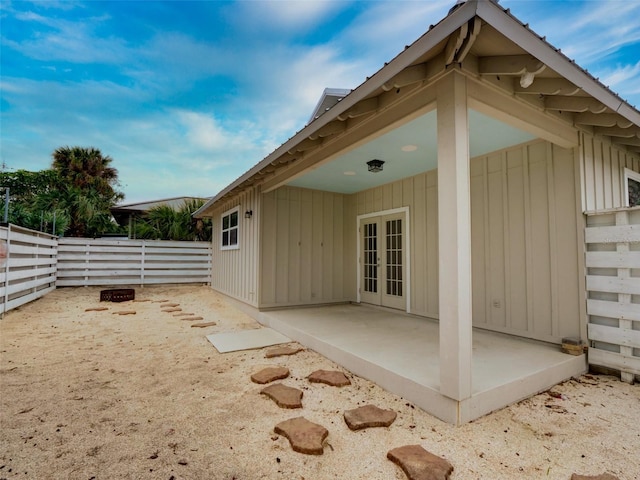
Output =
[{"x1": 356, "y1": 206, "x2": 411, "y2": 313}]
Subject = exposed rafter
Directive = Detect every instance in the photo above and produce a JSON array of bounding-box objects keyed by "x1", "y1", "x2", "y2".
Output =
[
  {"x1": 479, "y1": 54, "x2": 546, "y2": 76},
  {"x1": 575, "y1": 112, "x2": 634, "y2": 128},
  {"x1": 514, "y1": 78, "x2": 582, "y2": 96},
  {"x1": 445, "y1": 17, "x2": 480, "y2": 65},
  {"x1": 382, "y1": 63, "x2": 429, "y2": 91},
  {"x1": 593, "y1": 126, "x2": 640, "y2": 138},
  {"x1": 287, "y1": 137, "x2": 321, "y2": 155},
  {"x1": 336, "y1": 97, "x2": 378, "y2": 121},
  {"x1": 308, "y1": 121, "x2": 347, "y2": 140},
  {"x1": 544, "y1": 96, "x2": 607, "y2": 113},
  {"x1": 616, "y1": 137, "x2": 640, "y2": 147}
]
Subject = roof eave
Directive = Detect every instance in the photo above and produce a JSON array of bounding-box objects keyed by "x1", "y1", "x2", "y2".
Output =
[{"x1": 192, "y1": 0, "x2": 480, "y2": 218}]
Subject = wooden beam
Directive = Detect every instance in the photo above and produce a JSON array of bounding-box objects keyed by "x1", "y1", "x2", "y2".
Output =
[
  {"x1": 514, "y1": 78, "x2": 582, "y2": 96},
  {"x1": 479, "y1": 54, "x2": 545, "y2": 75},
  {"x1": 575, "y1": 112, "x2": 634, "y2": 128},
  {"x1": 455, "y1": 17, "x2": 481, "y2": 63},
  {"x1": 287, "y1": 137, "x2": 321, "y2": 154},
  {"x1": 593, "y1": 126, "x2": 640, "y2": 138},
  {"x1": 444, "y1": 22, "x2": 468, "y2": 65},
  {"x1": 544, "y1": 96, "x2": 607, "y2": 113},
  {"x1": 616, "y1": 137, "x2": 640, "y2": 147},
  {"x1": 382, "y1": 64, "x2": 429, "y2": 91}
]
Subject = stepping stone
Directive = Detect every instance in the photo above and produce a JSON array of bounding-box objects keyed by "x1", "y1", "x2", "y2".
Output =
[
  {"x1": 274, "y1": 417, "x2": 328, "y2": 455},
  {"x1": 344, "y1": 405, "x2": 397, "y2": 430},
  {"x1": 112, "y1": 311, "x2": 136, "y2": 315},
  {"x1": 160, "y1": 303, "x2": 180, "y2": 307},
  {"x1": 308, "y1": 369, "x2": 351, "y2": 387},
  {"x1": 251, "y1": 366, "x2": 290, "y2": 384},
  {"x1": 261, "y1": 383, "x2": 303, "y2": 409},
  {"x1": 162, "y1": 308, "x2": 182, "y2": 313},
  {"x1": 173, "y1": 312, "x2": 195, "y2": 317},
  {"x1": 181, "y1": 316, "x2": 204, "y2": 321},
  {"x1": 133, "y1": 299, "x2": 151, "y2": 302},
  {"x1": 191, "y1": 321, "x2": 217, "y2": 328},
  {"x1": 152, "y1": 299, "x2": 170, "y2": 303},
  {"x1": 85, "y1": 307, "x2": 109, "y2": 312},
  {"x1": 571, "y1": 475, "x2": 620, "y2": 480},
  {"x1": 387, "y1": 445, "x2": 453, "y2": 480},
  {"x1": 265, "y1": 346, "x2": 304, "y2": 358}
]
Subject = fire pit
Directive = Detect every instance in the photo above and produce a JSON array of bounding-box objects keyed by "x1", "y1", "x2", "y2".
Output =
[{"x1": 100, "y1": 288, "x2": 135, "y2": 302}]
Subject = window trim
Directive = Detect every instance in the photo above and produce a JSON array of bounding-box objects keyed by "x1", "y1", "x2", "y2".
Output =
[
  {"x1": 220, "y1": 207, "x2": 240, "y2": 250},
  {"x1": 624, "y1": 168, "x2": 640, "y2": 207}
]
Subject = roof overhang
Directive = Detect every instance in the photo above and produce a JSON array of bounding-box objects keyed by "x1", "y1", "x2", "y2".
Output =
[{"x1": 194, "y1": 0, "x2": 640, "y2": 218}]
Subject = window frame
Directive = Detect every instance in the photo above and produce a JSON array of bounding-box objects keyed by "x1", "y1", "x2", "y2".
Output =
[
  {"x1": 624, "y1": 168, "x2": 640, "y2": 207},
  {"x1": 220, "y1": 207, "x2": 240, "y2": 250}
]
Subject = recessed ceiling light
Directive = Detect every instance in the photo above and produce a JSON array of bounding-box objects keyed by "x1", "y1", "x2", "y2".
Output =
[
  {"x1": 343, "y1": 171, "x2": 356, "y2": 176},
  {"x1": 401, "y1": 144, "x2": 418, "y2": 152}
]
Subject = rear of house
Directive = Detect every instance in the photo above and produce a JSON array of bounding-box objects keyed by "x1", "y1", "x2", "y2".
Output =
[{"x1": 195, "y1": 0, "x2": 640, "y2": 423}]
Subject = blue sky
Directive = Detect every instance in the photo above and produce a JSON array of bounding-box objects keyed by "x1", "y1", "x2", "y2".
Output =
[{"x1": 1, "y1": 0, "x2": 639, "y2": 205}]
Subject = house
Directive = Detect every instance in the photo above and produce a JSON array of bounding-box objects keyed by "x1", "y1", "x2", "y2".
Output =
[
  {"x1": 111, "y1": 196, "x2": 208, "y2": 238},
  {"x1": 194, "y1": 0, "x2": 640, "y2": 424}
]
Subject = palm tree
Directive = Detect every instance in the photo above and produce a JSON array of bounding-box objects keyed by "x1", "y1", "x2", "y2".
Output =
[
  {"x1": 133, "y1": 199, "x2": 211, "y2": 241},
  {"x1": 51, "y1": 147, "x2": 124, "y2": 237}
]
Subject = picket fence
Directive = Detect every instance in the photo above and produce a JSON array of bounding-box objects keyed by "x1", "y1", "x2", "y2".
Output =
[
  {"x1": 0, "y1": 224, "x2": 212, "y2": 315},
  {"x1": 585, "y1": 207, "x2": 640, "y2": 383}
]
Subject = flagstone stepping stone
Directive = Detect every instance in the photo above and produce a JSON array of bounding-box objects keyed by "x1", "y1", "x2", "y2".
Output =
[
  {"x1": 265, "y1": 346, "x2": 304, "y2": 358},
  {"x1": 160, "y1": 303, "x2": 180, "y2": 307},
  {"x1": 133, "y1": 299, "x2": 151, "y2": 302},
  {"x1": 85, "y1": 307, "x2": 109, "y2": 312},
  {"x1": 251, "y1": 366, "x2": 290, "y2": 384},
  {"x1": 181, "y1": 316, "x2": 204, "y2": 321},
  {"x1": 274, "y1": 417, "x2": 328, "y2": 455},
  {"x1": 173, "y1": 312, "x2": 194, "y2": 316},
  {"x1": 571, "y1": 474, "x2": 620, "y2": 480},
  {"x1": 344, "y1": 405, "x2": 397, "y2": 430},
  {"x1": 112, "y1": 311, "x2": 136, "y2": 315},
  {"x1": 387, "y1": 445, "x2": 453, "y2": 480},
  {"x1": 261, "y1": 383, "x2": 303, "y2": 409},
  {"x1": 308, "y1": 369, "x2": 351, "y2": 387},
  {"x1": 152, "y1": 299, "x2": 170, "y2": 303},
  {"x1": 191, "y1": 321, "x2": 217, "y2": 328},
  {"x1": 162, "y1": 308, "x2": 182, "y2": 313}
]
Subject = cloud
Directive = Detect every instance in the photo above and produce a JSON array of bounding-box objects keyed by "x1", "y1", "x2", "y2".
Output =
[{"x1": 231, "y1": 0, "x2": 345, "y2": 33}]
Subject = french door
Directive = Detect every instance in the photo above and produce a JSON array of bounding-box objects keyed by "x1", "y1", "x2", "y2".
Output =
[{"x1": 359, "y1": 213, "x2": 406, "y2": 310}]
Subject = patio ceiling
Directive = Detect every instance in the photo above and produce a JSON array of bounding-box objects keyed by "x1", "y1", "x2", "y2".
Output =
[{"x1": 286, "y1": 108, "x2": 535, "y2": 194}]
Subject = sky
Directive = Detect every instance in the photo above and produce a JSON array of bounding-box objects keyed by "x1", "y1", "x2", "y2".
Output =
[{"x1": 1, "y1": 0, "x2": 639, "y2": 205}]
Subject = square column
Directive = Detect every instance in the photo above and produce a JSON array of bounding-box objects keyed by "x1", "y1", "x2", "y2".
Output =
[{"x1": 436, "y1": 72, "x2": 473, "y2": 402}]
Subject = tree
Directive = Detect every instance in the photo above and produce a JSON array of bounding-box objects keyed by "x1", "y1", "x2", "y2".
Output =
[
  {"x1": 133, "y1": 199, "x2": 212, "y2": 241},
  {"x1": 50, "y1": 146, "x2": 124, "y2": 237}
]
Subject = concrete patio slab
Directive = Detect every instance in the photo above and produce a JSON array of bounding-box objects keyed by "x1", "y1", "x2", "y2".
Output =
[{"x1": 206, "y1": 328, "x2": 290, "y2": 353}]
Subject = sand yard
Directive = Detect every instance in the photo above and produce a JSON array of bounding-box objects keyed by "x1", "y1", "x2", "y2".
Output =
[{"x1": 0, "y1": 285, "x2": 638, "y2": 479}]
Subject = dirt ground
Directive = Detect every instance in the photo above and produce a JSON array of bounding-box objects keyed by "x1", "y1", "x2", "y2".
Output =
[{"x1": 1, "y1": 285, "x2": 638, "y2": 479}]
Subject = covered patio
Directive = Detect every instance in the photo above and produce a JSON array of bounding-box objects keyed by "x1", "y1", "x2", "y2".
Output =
[{"x1": 259, "y1": 304, "x2": 586, "y2": 424}]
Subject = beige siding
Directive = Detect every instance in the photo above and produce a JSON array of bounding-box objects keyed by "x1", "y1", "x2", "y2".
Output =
[
  {"x1": 210, "y1": 187, "x2": 260, "y2": 306},
  {"x1": 260, "y1": 186, "x2": 348, "y2": 307},
  {"x1": 471, "y1": 141, "x2": 583, "y2": 343},
  {"x1": 344, "y1": 140, "x2": 583, "y2": 343},
  {"x1": 345, "y1": 170, "x2": 440, "y2": 318},
  {"x1": 580, "y1": 132, "x2": 640, "y2": 212}
]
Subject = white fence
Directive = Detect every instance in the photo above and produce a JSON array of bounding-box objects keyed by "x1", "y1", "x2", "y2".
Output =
[
  {"x1": 57, "y1": 238, "x2": 211, "y2": 287},
  {"x1": 585, "y1": 207, "x2": 640, "y2": 383},
  {"x1": 0, "y1": 224, "x2": 212, "y2": 315},
  {"x1": 0, "y1": 224, "x2": 57, "y2": 314}
]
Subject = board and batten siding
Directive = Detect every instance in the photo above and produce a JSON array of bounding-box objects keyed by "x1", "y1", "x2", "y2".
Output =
[
  {"x1": 260, "y1": 187, "x2": 347, "y2": 307},
  {"x1": 210, "y1": 187, "x2": 260, "y2": 306},
  {"x1": 580, "y1": 131, "x2": 640, "y2": 212},
  {"x1": 470, "y1": 140, "x2": 584, "y2": 343},
  {"x1": 343, "y1": 140, "x2": 583, "y2": 343}
]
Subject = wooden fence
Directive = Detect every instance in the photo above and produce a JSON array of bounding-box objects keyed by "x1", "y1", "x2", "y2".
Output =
[
  {"x1": 0, "y1": 224, "x2": 57, "y2": 315},
  {"x1": 56, "y1": 238, "x2": 211, "y2": 287},
  {"x1": 585, "y1": 207, "x2": 640, "y2": 383}
]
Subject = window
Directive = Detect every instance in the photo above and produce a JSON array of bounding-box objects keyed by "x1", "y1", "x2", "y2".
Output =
[
  {"x1": 624, "y1": 168, "x2": 640, "y2": 207},
  {"x1": 220, "y1": 207, "x2": 239, "y2": 249}
]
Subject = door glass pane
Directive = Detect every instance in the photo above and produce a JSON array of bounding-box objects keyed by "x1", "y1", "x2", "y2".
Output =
[
  {"x1": 385, "y1": 219, "x2": 403, "y2": 297},
  {"x1": 363, "y1": 222, "x2": 378, "y2": 293}
]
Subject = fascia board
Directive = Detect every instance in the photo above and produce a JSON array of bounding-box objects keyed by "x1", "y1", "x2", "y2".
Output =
[
  {"x1": 476, "y1": 0, "x2": 640, "y2": 127},
  {"x1": 193, "y1": 0, "x2": 480, "y2": 218}
]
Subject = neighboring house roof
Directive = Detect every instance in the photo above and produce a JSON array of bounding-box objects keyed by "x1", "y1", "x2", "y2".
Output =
[
  {"x1": 112, "y1": 196, "x2": 208, "y2": 226},
  {"x1": 194, "y1": 0, "x2": 640, "y2": 218},
  {"x1": 308, "y1": 88, "x2": 352, "y2": 124}
]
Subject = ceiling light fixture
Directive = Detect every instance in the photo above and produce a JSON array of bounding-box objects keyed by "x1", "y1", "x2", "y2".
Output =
[
  {"x1": 367, "y1": 159, "x2": 385, "y2": 173},
  {"x1": 401, "y1": 144, "x2": 418, "y2": 152},
  {"x1": 343, "y1": 171, "x2": 356, "y2": 176}
]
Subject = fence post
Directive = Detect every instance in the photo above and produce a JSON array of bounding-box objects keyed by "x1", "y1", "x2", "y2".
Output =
[
  {"x1": 141, "y1": 241, "x2": 146, "y2": 287},
  {"x1": 615, "y1": 211, "x2": 634, "y2": 384},
  {"x1": 3, "y1": 224, "x2": 11, "y2": 315}
]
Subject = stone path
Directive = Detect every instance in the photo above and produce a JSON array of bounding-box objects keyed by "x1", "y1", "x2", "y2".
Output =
[
  {"x1": 344, "y1": 405, "x2": 397, "y2": 430},
  {"x1": 251, "y1": 366, "x2": 290, "y2": 384},
  {"x1": 571, "y1": 474, "x2": 620, "y2": 480},
  {"x1": 265, "y1": 346, "x2": 304, "y2": 358},
  {"x1": 274, "y1": 417, "x2": 328, "y2": 455},
  {"x1": 261, "y1": 383, "x2": 303, "y2": 409},
  {"x1": 387, "y1": 445, "x2": 453, "y2": 480},
  {"x1": 308, "y1": 369, "x2": 351, "y2": 387}
]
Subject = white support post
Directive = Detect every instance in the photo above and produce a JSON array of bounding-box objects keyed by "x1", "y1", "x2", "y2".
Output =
[
  {"x1": 437, "y1": 71, "x2": 473, "y2": 401},
  {"x1": 615, "y1": 211, "x2": 634, "y2": 384}
]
